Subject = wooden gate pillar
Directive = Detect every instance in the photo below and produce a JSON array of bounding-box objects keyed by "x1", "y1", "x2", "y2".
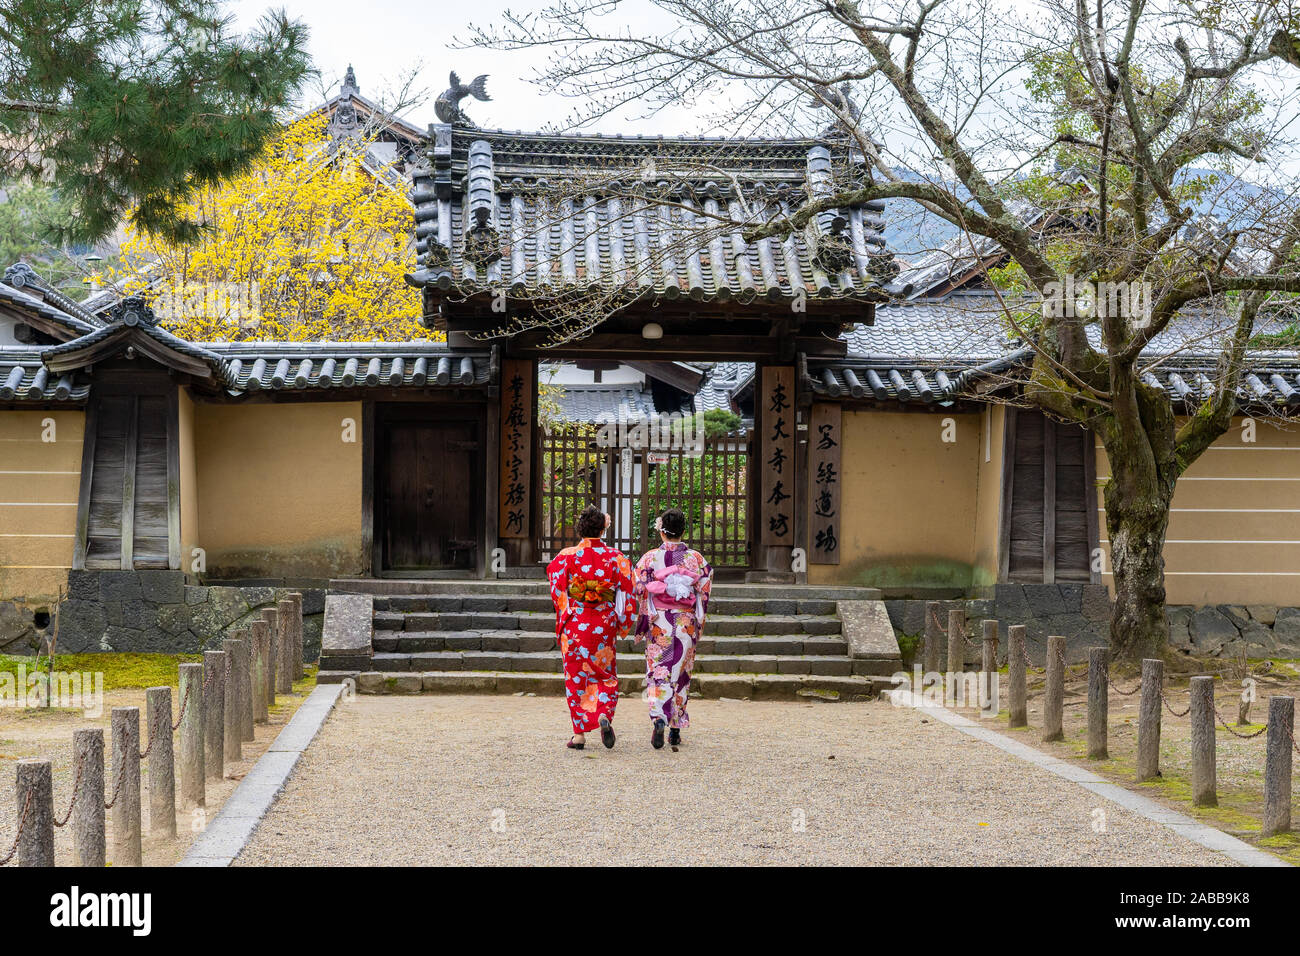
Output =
[
  {"x1": 749, "y1": 363, "x2": 798, "y2": 583},
  {"x1": 496, "y1": 357, "x2": 537, "y2": 572}
]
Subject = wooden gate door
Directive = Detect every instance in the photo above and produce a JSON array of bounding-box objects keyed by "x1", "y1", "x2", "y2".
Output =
[
  {"x1": 536, "y1": 424, "x2": 752, "y2": 568},
  {"x1": 75, "y1": 379, "x2": 179, "y2": 572},
  {"x1": 378, "y1": 411, "x2": 479, "y2": 572}
]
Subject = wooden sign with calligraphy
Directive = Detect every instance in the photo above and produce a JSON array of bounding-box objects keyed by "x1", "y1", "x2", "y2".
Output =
[
  {"x1": 759, "y1": 365, "x2": 796, "y2": 547},
  {"x1": 498, "y1": 358, "x2": 535, "y2": 539},
  {"x1": 808, "y1": 403, "x2": 842, "y2": 564}
]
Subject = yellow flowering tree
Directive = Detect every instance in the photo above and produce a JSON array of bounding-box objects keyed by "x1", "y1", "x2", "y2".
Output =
[{"x1": 105, "y1": 113, "x2": 429, "y2": 341}]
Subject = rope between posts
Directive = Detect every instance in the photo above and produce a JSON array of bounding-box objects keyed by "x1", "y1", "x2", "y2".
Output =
[
  {"x1": 1214, "y1": 704, "x2": 1269, "y2": 739},
  {"x1": 993, "y1": 619, "x2": 1300, "y2": 753},
  {"x1": 0, "y1": 791, "x2": 33, "y2": 866},
  {"x1": 928, "y1": 608, "x2": 999, "y2": 659},
  {"x1": 104, "y1": 754, "x2": 127, "y2": 811},
  {"x1": 172, "y1": 678, "x2": 195, "y2": 731},
  {"x1": 1279, "y1": 712, "x2": 1300, "y2": 756},
  {"x1": 1054, "y1": 646, "x2": 1089, "y2": 679},
  {"x1": 52, "y1": 751, "x2": 86, "y2": 828},
  {"x1": 927, "y1": 608, "x2": 980, "y2": 648},
  {"x1": 1105, "y1": 671, "x2": 1141, "y2": 696},
  {"x1": 138, "y1": 715, "x2": 159, "y2": 761}
]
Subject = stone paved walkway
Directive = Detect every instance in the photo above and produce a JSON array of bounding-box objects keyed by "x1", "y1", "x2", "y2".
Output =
[{"x1": 235, "y1": 694, "x2": 1233, "y2": 866}]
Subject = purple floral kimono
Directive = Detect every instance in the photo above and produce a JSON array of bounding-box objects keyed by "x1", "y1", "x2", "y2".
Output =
[{"x1": 632, "y1": 542, "x2": 713, "y2": 729}]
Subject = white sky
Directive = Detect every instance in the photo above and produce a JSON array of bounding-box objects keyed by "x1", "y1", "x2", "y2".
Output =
[
  {"x1": 228, "y1": 0, "x2": 689, "y2": 135},
  {"x1": 227, "y1": 0, "x2": 1300, "y2": 188}
]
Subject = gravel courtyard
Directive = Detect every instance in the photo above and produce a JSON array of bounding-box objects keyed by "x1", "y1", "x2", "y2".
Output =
[{"x1": 236, "y1": 694, "x2": 1233, "y2": 866}]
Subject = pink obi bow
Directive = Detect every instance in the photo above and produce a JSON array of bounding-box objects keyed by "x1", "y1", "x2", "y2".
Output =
[{"x1": 644, "y1": 565, "x2": 702, "y2": 610}]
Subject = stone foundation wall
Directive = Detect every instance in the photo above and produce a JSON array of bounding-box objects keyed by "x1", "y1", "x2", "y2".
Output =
[
  {"x1": 0, "y1": 570, "x2": 324, "y2": 661},
  {"x1": 1167, "y1": 604, "x2": 1300, "y2": 659},
  {"x1": 885, "y1": 582, "x2": 1300, "y2": 663}
]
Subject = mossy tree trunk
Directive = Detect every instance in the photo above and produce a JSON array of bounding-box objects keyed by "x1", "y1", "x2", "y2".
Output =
[{"x1": 1032, "y1": 358, "x2": 1184, "y2": 661}]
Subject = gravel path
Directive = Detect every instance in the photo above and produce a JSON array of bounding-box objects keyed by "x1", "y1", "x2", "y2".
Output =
[{"x1": 236, "y1": 695, "x2": 1233, "y2": 866}]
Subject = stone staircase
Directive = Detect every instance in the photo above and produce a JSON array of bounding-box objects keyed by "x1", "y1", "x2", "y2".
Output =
[{"x1": 317, "y1": 578, "x2": 902, "y2": 700}]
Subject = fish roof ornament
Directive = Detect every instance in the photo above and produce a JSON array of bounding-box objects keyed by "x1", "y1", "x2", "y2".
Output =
[{"x1": 435, "y1": 71, "x2": 491, "y2": 126}]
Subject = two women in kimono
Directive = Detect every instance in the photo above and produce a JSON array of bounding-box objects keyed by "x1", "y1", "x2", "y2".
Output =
[{"x1": 547, "y1": 504, "x2": 713, "y2": 751}]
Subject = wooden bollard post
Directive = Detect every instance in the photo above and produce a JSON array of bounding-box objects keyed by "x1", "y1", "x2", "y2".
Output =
[
  {"x1": 222, "y1": 637, "x2": 245, "y2": 758},
  {"x1": 232, "y1": 629, "x2": 254, "y2": 740},
  {"x1": 980, "y1": 620, "x2": 998, "y2": 711},
  {"x1": 1087, "y1": 647, "x2": 1108, "y2": 759},
  {"x1": 277, "y1": 598, "x2": 295, "y2": 694},
  {"x1": 1008, "y1": 625, "x2": 1027, "y2": 727},
  {"x1": 1043, "y1": 635, "x2": 1066, "y2": 742},
  {"x1": 15, "y1": 759, "x2": 54, "y2": 866},
  {"x1": 1136, "y1": 658, "x2": 1163, "y2": 782},
  {"x1": 1263, "y1": 695, "x2": 1294, "y2": 837},
  {"x1": 252, "y1": 619, "x2": 273, "y2": 716},
  {"x1": 262, "y1": 606, "x2": 281, "y2": 699},
  {"x1": 110, "y1": 706, "x2": 142, "y2": 867},
  {"x1": 145, "y1": 687, "x2": 176, "y2": 839},
  {"x1": 248, "y1": 624, "x2": 269, "y2": 723},
  {"x1": 177, "y1": 663, "x2": 204, "y2": 807},
  {"x1": 923, "y1": 601, "x2": 942, "y2": 674},
  {"x1": 72, "y1": 728, "x2": 105, "y2": 866},
  {"x1": 202, "y1": 650, "x2": 226, "y2": 783},
  {"x1": 1189, "y1": 676, "x2": 1216, "y2": 807},
  {"x1": 946, "y1": 608, "x2": 965, "y2": 705},
  {"x1": 287, "y1": 591, "x2": 305, "y2": 680}
]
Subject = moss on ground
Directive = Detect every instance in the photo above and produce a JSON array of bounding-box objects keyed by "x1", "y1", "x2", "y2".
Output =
[{"x1": 0, "y1": 653, "x2": 201, "y2": 691}]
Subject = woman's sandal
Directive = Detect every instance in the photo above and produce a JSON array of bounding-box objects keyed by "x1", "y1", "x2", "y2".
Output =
[
  {"x1": 651, "y1": 718, "x2": 666, "y2": 750},
  {"x1": 599, "y1": 715, "x2": 616, "y2": 749},
  {"x1": 566, "y1": 736, "x2": 585, "y2": 750}
]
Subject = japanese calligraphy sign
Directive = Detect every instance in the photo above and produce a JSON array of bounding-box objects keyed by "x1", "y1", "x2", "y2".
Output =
[
  {"x1": 499, "y1": 358, "x2": 535, "y2": 539},
  {"x1": 808, "y1": 402, "x2": 842, "y2": 564},
  {"x1": 760, "y1": 365, "x2": 795, "y2": 547}
]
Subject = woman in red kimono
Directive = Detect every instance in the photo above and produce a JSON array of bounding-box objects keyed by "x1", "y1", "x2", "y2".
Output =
[{"x1": 547, "y1": 505, "x2": 637, "y2": 749}]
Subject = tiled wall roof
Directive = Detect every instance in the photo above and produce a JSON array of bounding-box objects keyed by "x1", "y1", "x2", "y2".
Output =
[
  {"x1": 0, "y1": 352, "x2": 89, "y2": 401},
  {"x1": 810, "y1": 294, "x2": 1300, "y2": 410}
]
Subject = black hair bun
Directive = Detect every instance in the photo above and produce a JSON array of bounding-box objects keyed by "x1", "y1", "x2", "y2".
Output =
[
  {"x1": 576, "y1": 505, "x2": 606, "y2": 539},
  {"x1": 660, "y1": 507, "x2": 686, "y2": 537}
]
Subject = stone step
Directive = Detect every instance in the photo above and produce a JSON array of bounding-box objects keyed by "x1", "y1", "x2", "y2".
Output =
[
  {"x1": 318, "y1": 669, "x2": 892, "y2": 700},
  {"x1": 367, "y1": 650, "x2": 893, "y2": 677},
  {"x1": 374, "y1": 610, "x2": 842, "y2": 636},
  {"x1": 331, "y1": 577, "x2": 879, "y2": 602},
  {"x1": 331, "y1": 578, "x2": 551, "y2": 596},
  {"x1": 372, "y1": 631, "x2": 850, "y2": 656},
  {"x1": 370, "y1": 593, "x2": 842, "y2": 616}
]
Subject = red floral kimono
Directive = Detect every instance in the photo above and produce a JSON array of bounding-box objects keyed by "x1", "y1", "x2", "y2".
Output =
[{"x1": 547, "y1": 538, "x2": 637, "y2": 734}]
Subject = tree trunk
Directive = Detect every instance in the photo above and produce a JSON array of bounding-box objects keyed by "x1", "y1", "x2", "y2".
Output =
[{"x1": 1103, "y1": 479, "x2": 1172, "y2": 660}]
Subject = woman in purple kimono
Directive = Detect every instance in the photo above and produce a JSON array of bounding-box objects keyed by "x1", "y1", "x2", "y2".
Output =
[{"x1": 632, "y1": 508, "x2": 713, "y2": 749}]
